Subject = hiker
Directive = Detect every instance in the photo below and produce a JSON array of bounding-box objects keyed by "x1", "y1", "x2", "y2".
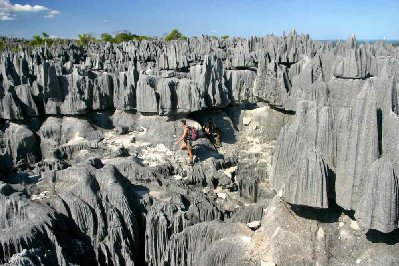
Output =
[
  {"x1": 202, "y1": 118, "x2": 222, "y2": 148},
  {"x1": 175, "y1": 120, "x2": 194, "y2": 166}
]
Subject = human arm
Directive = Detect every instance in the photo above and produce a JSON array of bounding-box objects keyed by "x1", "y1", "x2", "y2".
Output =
[{"x1": 175, "y1": 128, "x2": 189, "y2": 145}]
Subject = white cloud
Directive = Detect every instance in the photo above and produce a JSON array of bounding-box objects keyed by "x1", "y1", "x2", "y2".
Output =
[
  {"x1": 0, "y1": 0, "x2": 60, "y2": 20},
  {"x1": 10, "y1": 4, "x2": 49, "y2": 12},
  {"x1": 0, "y1": 9, "x2": 14, "y2": 20},
  {"x1": 0, "y1": 14, "x2": 15, "y2": 20},
  {"x1": 44, "y1": 10, "x2": 60, "y2": 18}
]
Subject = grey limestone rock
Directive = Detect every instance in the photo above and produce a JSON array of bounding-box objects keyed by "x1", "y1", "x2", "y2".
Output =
[
  {"x1": 0, "y1": 195, "x2": 76, "y2": 265},
  {"x1": 335, "y1": 81, "x2": 379, "y2": 211},
  {"x1": 113, "y1": 68, "x2": 136, "y2": 111},
  {"x1": 13, "y1": 84, "x2": 39, "y2": 117},
  {"x1": 271, "y1": 126, "x2": 328, "y2": 208},
  {"x1": 333, "y1": 46, "x2": 377, "y2": 79},
  {"x1": 224, "y1": 69, "x2": 256, "y2": 103},
  {"x1": 1, "y1": 33, "x2": 399, "y2": 265},
  {"x1": 1, "y1": 123, "x2": 40, "y2": 171},
  {"x1": 51, "y1": 164, "x2": 140, "y2": 265},
  {"x1": 356, "y1": 158, "x2": 399, "y2": 233},
  {"x1": 136, "y1": 74, "x2": 158, "y2": 113},
  {"x1": 158, "y1": 42, "x2": 189, "y2": 70},
  {"x1": 383, "y1": 112, "x2": 399, "y2": 177},
  {"x1": 270, "y1": 102, "x2": 332, "y2": 208},
  {"x1": 253, "y1": 60, "x2": 291, "y2": 107},
  {"x1": 167, "y1": 221, "x2": 253, "y2": 266},
  {"x1": 0, "y1": 86, "x2": 24, "y2": 120},
  {"x1": 92, "y1": 72, "x2": 114, "y2": 110}
]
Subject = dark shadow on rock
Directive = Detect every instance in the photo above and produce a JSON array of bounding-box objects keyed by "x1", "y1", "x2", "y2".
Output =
[
  {"x1": 189, "y1": 109, "x2": 238, "y2": 144},
  {"x1": 89, "y1": 110, "x2": 114, "y2": 129},
  {"x1": 133, "y1": 185, "x2": 150, "y2": 199},
  {"x1": 269, "y1": 104, "x2": 296, "y2": 115},
  {"x1": 53, "y1": 212, "x2": 98, "y2": 265},
  {"x1": 290, "y1": 199, "x2": 343, "y2": 223},
  {"x1": 377, "y1": 108, "x2": 383, "y2": 156},
  {"x1": 0, "y1": 154, "x2": 13, "y2": 175},
  {"x1": 4, "y1": 172, "x2": 40, "y2": 184},
  {"x1": 366, "y1": 228, "x2": 399, "y2": 245},
  {"x1": 326, "y1": 165, "x2": 336, "y2": 202},
  {"x1": 193, "y1": 143, "x2": 224, "y2": 163},
  {"x1": 224, "y1": 103, "x2": 258, "y2": 130},
  {"x1": 323, "y1": 165, "x2": 358, "y2": 220}
]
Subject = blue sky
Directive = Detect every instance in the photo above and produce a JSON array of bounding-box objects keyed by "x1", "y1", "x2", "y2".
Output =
[{"x1": 0, "y1": 0, "x2": 398, "y2": 40}]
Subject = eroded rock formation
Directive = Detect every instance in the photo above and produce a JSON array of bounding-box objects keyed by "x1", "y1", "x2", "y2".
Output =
[{"x1": 1, "y1": 32, "x2": 399, "y2": 265}]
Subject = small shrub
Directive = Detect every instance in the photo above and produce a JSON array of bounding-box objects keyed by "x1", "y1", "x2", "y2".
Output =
[
  {"x1": 30, "y1": 35, "x2": 44, "y2": 46},
  {"x1": 106, "y1": 31, "x2": 153, "y2": 43},
  {"x1": 30, "y1": 32, "x2": 54, "y2": 47},
  {"x1": 101, "y1": 33, "x2": 114, "y2": 43},
  {"x1": 114, "y1": 31, "x2": 132, "y2": 43},
  {"x1": 134, "y1": 35, "x2": 153, "y2": 41},
  {"x1": 165, "y1": 29, "x2": 187, "y2": 41},
  {"x1": 77, "y1": 33, "x2": 96, "y2": 47}
]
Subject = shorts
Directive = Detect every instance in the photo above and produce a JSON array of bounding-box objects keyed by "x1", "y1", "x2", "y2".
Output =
[{"x1": 184, "y1": 139, "x2": 192, "y2": 149}]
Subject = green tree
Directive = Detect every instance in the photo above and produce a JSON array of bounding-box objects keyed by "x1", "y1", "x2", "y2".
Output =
[
  {"x1": 165, "y1": 29, "x2": 187, "y2": 41},
  {"x1": 77, "y1": 33, "x2": 96, "y2": 47},
  {"x1": 101, "y1": 33, "x2": 114, "y2": 43},
  {"x1": 133, "y1": 35, "x2": 153, "y2": 41},
  {"x1": 30, "y1": 32, "x2": 54, "y2": 47},
  {"x1": 221, "y1": 35, "x2": 229, "y2": 40},
  {"x1": 114, "y1": 31, "x2": 133, "y2": 43},
  {"x1": 30, "y1": 35, "x2": 44, "y2": 46}
]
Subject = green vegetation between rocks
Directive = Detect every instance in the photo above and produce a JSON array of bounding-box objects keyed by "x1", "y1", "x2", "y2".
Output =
[
  {"x1": 165, "y1": 29, "x2": 187, "y2": 41},
  {"x1": 30, "y1": 32, "x2": 54, "y2": 47},
  {"x1": 0, "y1": 29, "x2": 232, "y2": 51},
  {"x1": 0, "y1": 38, "x2": 24, "y2": 52},
  {"x1": 76, "y1": 33, "x2": 97, "y2": 47},
  {"x1": 100, "y1": 33, "x2": 113, "y2": 43},
  {"x1": 100, "y1": 31, "x2": 153, "y2": 43}
]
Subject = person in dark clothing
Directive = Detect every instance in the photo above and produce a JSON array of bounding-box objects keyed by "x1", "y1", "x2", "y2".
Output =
[{"x1": 202, "y1": 118, "x2": 222, "y2": 148}]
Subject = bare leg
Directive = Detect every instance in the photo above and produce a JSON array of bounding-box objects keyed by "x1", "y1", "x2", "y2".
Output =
[
  {"x1": 180, "y1": 142, "x2": 193, "y2": 164},
  {"x1": 187, "y1": 146, "x2": 193, "y2": 163},
  {"x1": 180, "y1": 142, "x2": 187, "y2": 150}
]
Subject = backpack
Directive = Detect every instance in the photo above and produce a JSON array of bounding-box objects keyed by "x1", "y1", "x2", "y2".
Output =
[{"x1": 190, "y1": 127, "x2": 199, "y2": 141}]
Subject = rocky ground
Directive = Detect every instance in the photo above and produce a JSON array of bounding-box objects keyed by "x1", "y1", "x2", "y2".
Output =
[{"x1": 0, "y1": 32, "x2": 399, "y2": 265}]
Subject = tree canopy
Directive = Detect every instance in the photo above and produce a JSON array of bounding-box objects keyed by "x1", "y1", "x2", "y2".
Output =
[
  {"x1": 30, "y1": 32, "x2": 53, "y2": 47},
  {"x1": 100, "y1": 31, "x2": 152, "y2": 43},
  {"x1": 100, "y1": 33, "x2": 113, "y2": 43},
  {"x1": 76, "y1": 33, "x2": 97, "y2": 47},
  {"x1": 165, "y1": 29, "x2": 187, "y2": 41}
]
